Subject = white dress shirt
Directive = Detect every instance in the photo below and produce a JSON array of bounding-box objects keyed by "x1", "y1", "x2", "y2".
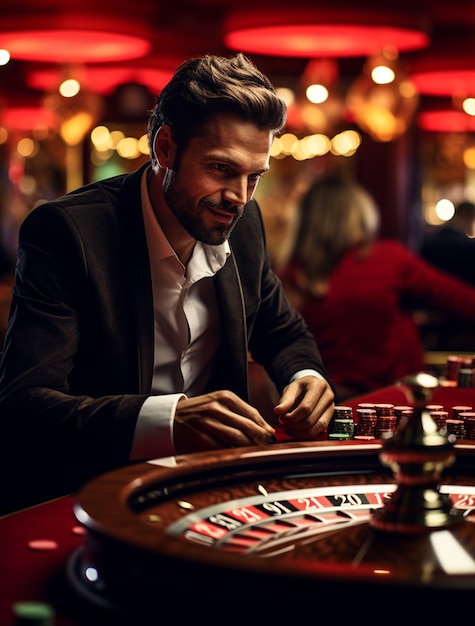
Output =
[{"x1": 130, "y1": 168, "x2": 229, "y2": 459}]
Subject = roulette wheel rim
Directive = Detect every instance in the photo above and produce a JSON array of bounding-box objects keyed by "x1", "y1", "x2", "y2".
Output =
[{"x1": 69, "y1": 439, "x2": 475, "y2": 622}]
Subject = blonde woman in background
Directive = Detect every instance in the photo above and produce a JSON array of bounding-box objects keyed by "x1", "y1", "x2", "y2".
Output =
[{"x1": 279, "y1": 176, "x2": 475, "y2": 402}]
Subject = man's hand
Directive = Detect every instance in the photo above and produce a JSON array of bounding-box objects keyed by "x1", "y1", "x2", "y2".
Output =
[
  {"x1": 273, "y1": 375, "x2": 335, "y2": 440},
  {"x1": 174, "y1": 390, "x2": 276, "y2": 454}
]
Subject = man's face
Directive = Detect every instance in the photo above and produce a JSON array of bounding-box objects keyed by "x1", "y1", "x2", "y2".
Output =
[{"x1": 162, "y1": 113, "x2": 273, "y2": 245}]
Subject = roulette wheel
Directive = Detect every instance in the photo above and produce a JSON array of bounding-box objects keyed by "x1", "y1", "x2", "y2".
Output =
[{"x1": 70, "y1": 375, "x2": 475, "y2": 625}]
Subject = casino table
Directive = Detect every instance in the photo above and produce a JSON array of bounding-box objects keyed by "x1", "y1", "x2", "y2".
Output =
[{"x1": 2, "y1": 381, "x2": 475, "y2": 626}]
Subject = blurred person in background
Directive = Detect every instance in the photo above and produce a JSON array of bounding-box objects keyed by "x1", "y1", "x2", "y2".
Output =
[
  {"x1": 418, "y1": 200, "x2": 475, "y2": 350},
  {"x1": 279, "y1": 176, "x2": 475, "y2": 402}
]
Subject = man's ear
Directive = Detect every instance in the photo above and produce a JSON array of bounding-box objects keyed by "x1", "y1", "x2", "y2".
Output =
[{"x1": 153, "y1": 125, "x2": 177, "y2": 168}]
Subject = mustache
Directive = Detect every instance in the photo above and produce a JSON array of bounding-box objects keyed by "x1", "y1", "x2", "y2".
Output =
[{"x1": 205, "y1": 200, "x2": 245, "y2": 217}]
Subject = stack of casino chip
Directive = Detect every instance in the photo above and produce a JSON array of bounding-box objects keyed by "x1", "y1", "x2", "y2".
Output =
[
  {"x1": 355, "y1": 406, "x2": 377, "y2": 438},
  {"x1": 460, "y1": 412, "x2": 475, "y2": 439},
  {"x1": 446, "y1": 419, "x2": 466, "y2": 440},
  {"x1": 327, "y1": 398, "x2": 475, "y2": 441},
  {"x1": 328, "y1": 405, "x2": 355, "y2": 440},
  {"x1": 450, "y1": 405, "x2": 472, "y2": 439},
  {"x1": 374, "y1": 403, "x2": 396, "y2": 439}
]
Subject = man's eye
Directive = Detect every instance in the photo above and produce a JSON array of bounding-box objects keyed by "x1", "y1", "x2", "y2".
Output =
[
  {"x1": 214, "y1": 164, "x2": 229, "y2": 172},
  {"x1": 249, "y1": 174, "x2": 262, "y2": 183}
]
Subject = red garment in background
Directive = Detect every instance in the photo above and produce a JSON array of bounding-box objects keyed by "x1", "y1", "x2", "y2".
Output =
[{"x1": 280, "y1": 240, "x2": 475, "y2": 395}]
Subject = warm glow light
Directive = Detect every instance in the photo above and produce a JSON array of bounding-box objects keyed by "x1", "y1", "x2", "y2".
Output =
[
  {"x1": 59, "y1": 79, "x2": 81, "y2": 98},
  {"x1": 61, "y1": 112, "x2": 95, "y2": 145},
  {"x1": 116, "y1": 137, "x2": 140, "y2": 159},
  {"x1": 270, "y1": 137, "x2": 282, "y2": 157},
  {"x1": 279, "y1": 133, "x2": 299, "y2": 154},
  {"x1": 0, "y1": 49, "x2": 10, "y2": 65},
  {"x1": 306, "y1": 84, "x2": 329, "y2": 104},
  {"x1": 330, "y1": 130, "x2": 362, "y2": 156},
  {"x1": 138, "y1": 135, "x2": 150, "y2": 155},
  {"x1": 110, "y1": 130, "x2": 126, "y2": 149},
  {"x1": 371, "y1": 66, "x2": 395, "y2": 85},
  {"x1": 16, "y1": 137, "x2": 38, "y2": 158},
  {"x1": 269, "y1": 131, "x2": 358, "y2": 160},
  {"x1": 290, "y1": 142, "x2": 308, "y2": 161},
  {"x1": 435, "y1": 199, "x2": 455, "y2": 222},
  {"x1": 346, "y1": 50, "x2": 418, "y2": 141},
  {"x1": 463, "y1": 98, "x2": 475, "y2": 116},
  {"x1": 90, "y1": 125, "x2": 150, "y2": 161},
  {"x1": 305, "y1": 134, "x2": 331, "y2": 156},
  {"x1": 276, "y1": 87, "x2": 295, "y2": 107},
  {"x1": 463, "y1": 147, "x2": 475, "y2": 169},
  {"x1": 90, "y1": 126, "x2": 112, "y2": 150},
  {"x1": 348, "y1": 99, "x2": 406, "y2": 142}
]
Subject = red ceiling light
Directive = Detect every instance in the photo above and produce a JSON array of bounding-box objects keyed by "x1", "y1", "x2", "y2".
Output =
[
  {"x1": 418, "y1": 110, "x2": 475, "y2": 133},
  {"x1": 224, "y1": 9, "x2": 429, "y2": 57},
  {"x1": 411, "y1": 67, "x2": 475, "y2": 98},
  {"x1": 0, "y1": 30, "x2": 151, "y2": 64},
  {"x1": 0, "y1": 13, "x2": 153, "y2": 63},
  {"x1": 408, "y1": 37, "x2": 475, "y2": 97},
  {"x1": 413, "y1": 70, "x2": 475, "y2": 97}
]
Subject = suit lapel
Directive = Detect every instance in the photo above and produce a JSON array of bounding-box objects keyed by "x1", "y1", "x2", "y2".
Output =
[{"x1": 212, "y1": 252, "x2": 249, "y2": 398}]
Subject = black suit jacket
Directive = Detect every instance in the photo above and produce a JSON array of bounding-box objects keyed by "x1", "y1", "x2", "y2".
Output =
[{"x1": 0, "y1": 163, "x2": 329, "y2": 512}]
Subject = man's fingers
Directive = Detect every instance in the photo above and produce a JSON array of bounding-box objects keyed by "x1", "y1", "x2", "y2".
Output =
[
  {"x1": 174, "y1": 391, "x2": 276, "y2": 452},
  {"x1": 177, "y1": 391, "x2": 275, "y2": 432},
  {"x1": 273, "y1": 376, "x2": 335, "y2": 440}
]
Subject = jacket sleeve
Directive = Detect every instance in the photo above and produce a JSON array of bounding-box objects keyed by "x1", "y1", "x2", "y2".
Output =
[{"x1": 0, "y1": 192, "x2": 149, "y2": 509}]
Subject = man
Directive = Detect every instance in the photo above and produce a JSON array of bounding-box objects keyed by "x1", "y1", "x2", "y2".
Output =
[{"x1": 0, "y1": 53, "x2": 334, "y2": 513}]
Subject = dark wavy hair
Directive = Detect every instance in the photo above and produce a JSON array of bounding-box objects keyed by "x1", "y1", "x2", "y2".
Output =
[{"x1": 147, "y1": 53, "x2": 287, "y2": 167}]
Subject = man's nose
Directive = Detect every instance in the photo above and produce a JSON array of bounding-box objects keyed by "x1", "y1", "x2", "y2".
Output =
[{"x1": 223, "y1": 178, "x2": 248, "y2": 206}]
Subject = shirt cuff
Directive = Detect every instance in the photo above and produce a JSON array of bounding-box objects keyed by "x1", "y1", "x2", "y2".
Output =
[
  {"x1": 290, "y1": 369, "x2": 325, "y2": 382},
  {"x1": 130, "y1": 393, "x2": 186, "y2": 460}
]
